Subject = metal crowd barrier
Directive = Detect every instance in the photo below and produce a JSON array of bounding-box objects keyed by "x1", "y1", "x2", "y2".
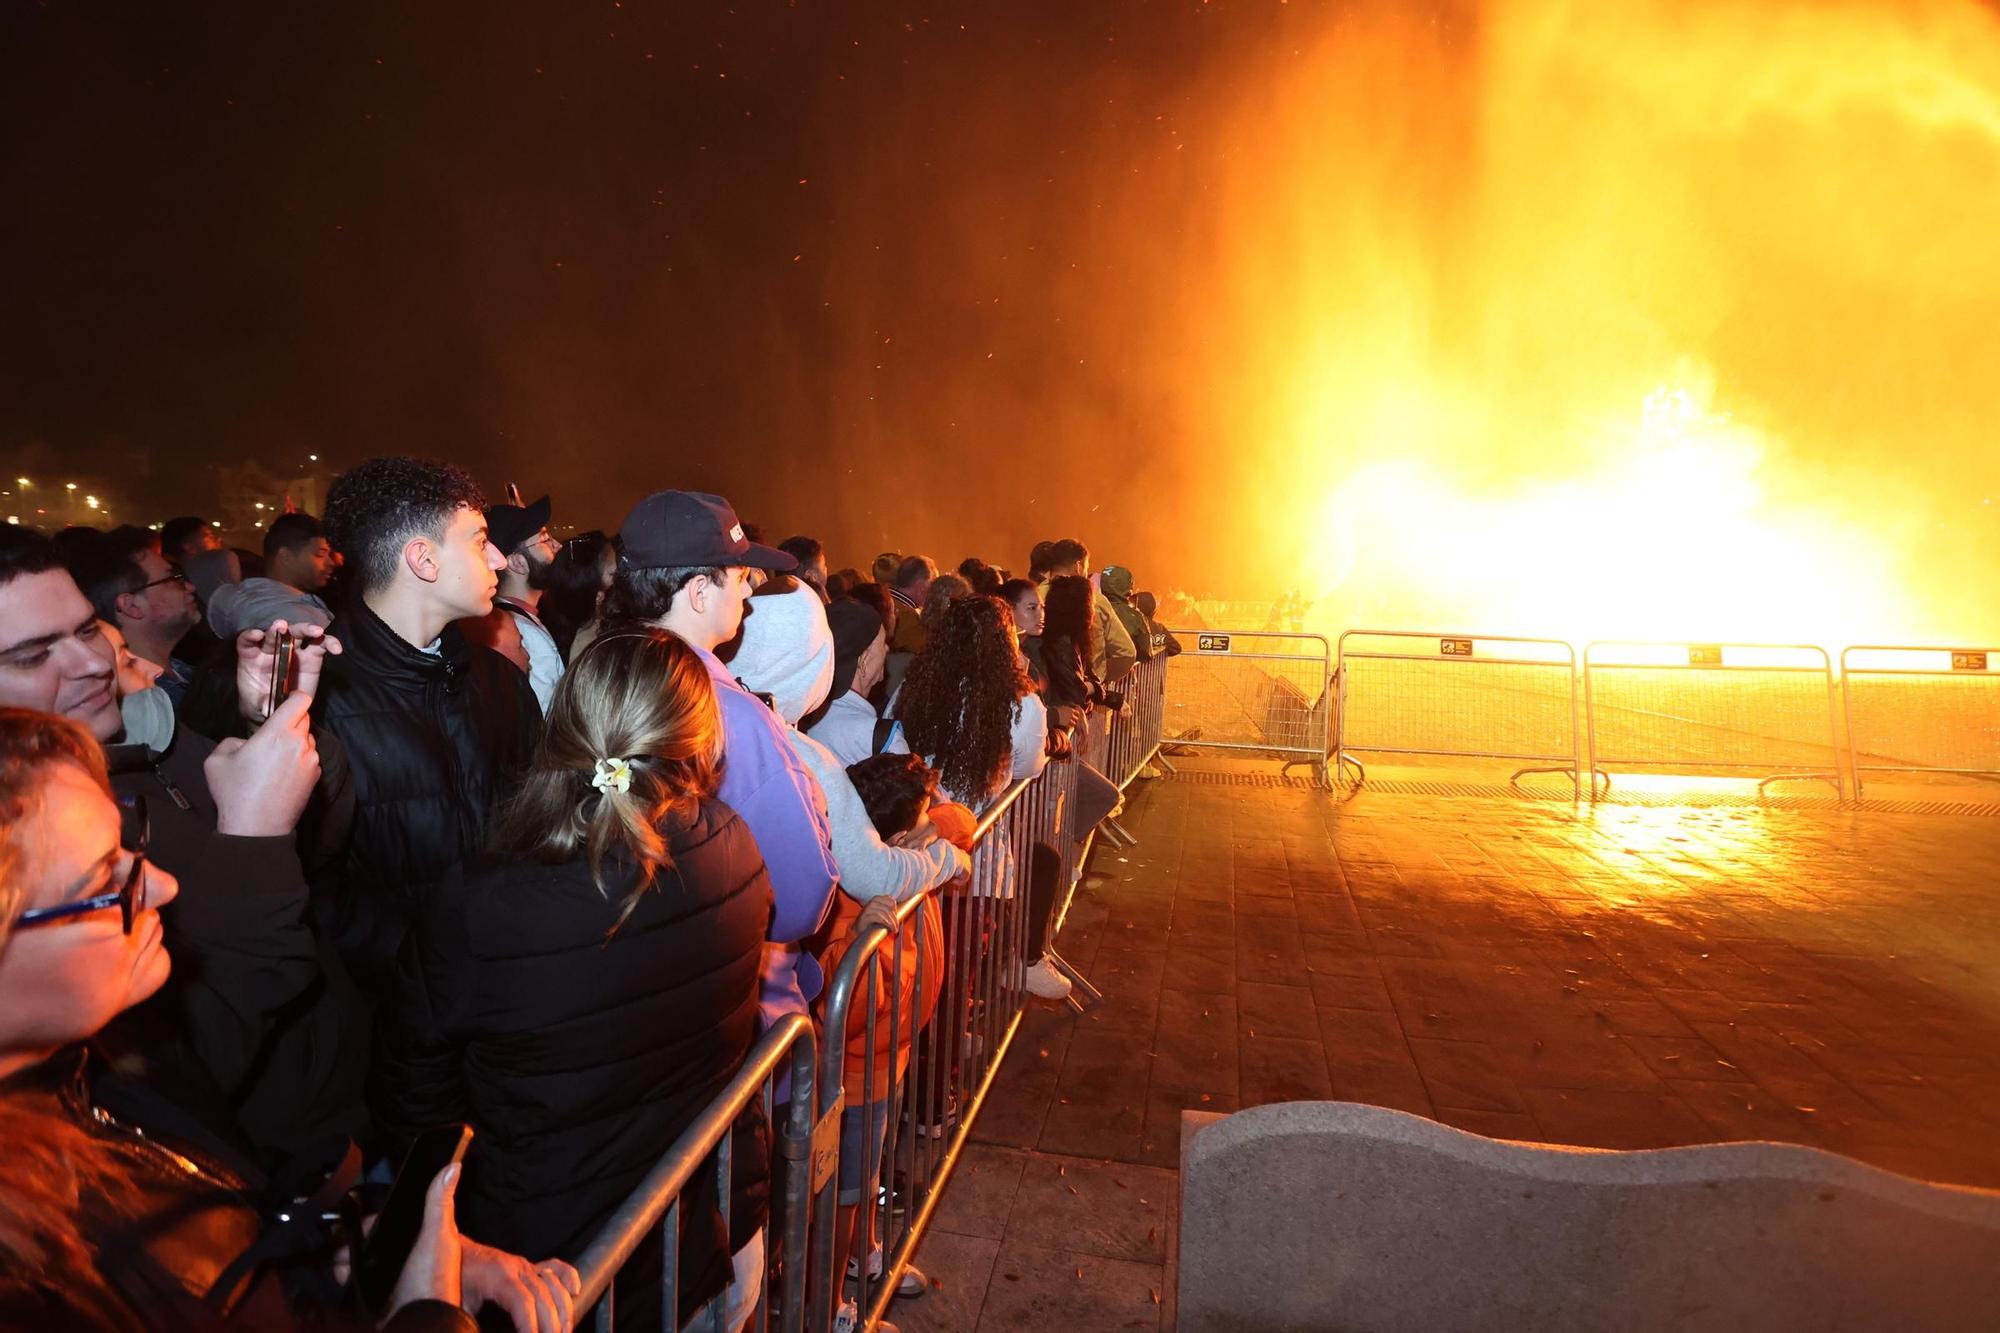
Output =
[
  {"x1": 1334, "y1": 630, "x2": 1581, "y2": 789},
  {"x1": 1100, "y1": 652, "x2": 1171, "y2": 790},
  {"x1": 1583, "y1": 641, "x2": 1843, "y2": 797},
  {"x1": 571, "y1": 741, "x2": 1114, "y2": 1333},
  {"x1": 1159, "y1": 628, "x2": 1334, "y2": 787},
  {"x1": 573, "y1": 1014, "x2": 820, "y2": 1332},
  {"x1": 815, "y1": 759, "x2": 1073, "y2": 1331},
  {"x1": 1840, "y1": 645, "x2": 2000, "y2": 800}
]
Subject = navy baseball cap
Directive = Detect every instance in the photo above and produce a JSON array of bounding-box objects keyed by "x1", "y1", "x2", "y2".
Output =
[{"x1": 617, "y1": 490, "x2": 798, "y2": 572}]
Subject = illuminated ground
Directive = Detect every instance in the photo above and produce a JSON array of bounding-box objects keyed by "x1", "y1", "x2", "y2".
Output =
[{"x1": 896, "y1": 756, "x2": 2000, "y2": 1331}]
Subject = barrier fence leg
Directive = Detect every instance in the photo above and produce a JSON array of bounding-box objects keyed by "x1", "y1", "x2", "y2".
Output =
[{"x1": 1049, "y1": 950, "x2": 1105, "y2": 1015}]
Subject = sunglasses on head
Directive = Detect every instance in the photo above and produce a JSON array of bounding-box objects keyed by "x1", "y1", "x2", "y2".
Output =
[{"x1": 16, "y1": 795, "x2": 152, "y2": 934}]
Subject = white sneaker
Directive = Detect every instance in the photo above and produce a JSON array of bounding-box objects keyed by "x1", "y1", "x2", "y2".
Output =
[
  {"x1": 847, "y1": 1252, "x2": 930, "y2": 1299},
  {"x1": 1024, "y1": 956, "x2": 1073, "y2": 1000},
  {"x1": 835, "y1": 1299, "x2": 901, "y2": 1332}
]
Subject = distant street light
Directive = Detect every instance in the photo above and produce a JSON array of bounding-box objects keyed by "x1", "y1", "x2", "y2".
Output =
[{"x1": 65, "y1": 482, "x2": 77, "y2": 492}]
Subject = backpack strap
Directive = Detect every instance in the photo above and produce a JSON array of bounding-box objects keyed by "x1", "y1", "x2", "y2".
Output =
[{"x1": 872, "y1": 718, "x2": 899, "y2": 754}]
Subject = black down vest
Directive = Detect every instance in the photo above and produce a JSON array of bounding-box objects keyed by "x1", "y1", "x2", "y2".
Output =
[{"x1": 308, "y1": 599, "x2": 542, "y2": 992}]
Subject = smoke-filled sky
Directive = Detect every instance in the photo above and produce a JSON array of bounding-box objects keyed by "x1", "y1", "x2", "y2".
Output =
[{"x1": 5, "y1": 0, "x2": 1999, "y2": 642}]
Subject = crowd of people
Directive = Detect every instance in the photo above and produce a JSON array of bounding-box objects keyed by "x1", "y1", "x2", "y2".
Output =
[{"x1": 0, "y1": 459, "x2": 1181, "y2": 1333}]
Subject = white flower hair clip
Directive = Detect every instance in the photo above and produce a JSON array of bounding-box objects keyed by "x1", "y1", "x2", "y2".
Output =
[{"x1": 591, "y1": 757, "x2": 633, "y2": 796}]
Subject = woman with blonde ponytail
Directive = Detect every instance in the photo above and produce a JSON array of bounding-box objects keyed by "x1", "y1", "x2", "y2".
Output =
[{"x1": 373, "y1": 629, "x2": 776, "y2": 1333}]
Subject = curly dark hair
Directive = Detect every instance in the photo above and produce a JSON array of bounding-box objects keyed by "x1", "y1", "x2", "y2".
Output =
[
  {"x1": 846, "y1": 752, "x2": 940, "y2": 840},
  {"x1": 323, "y1": 457, "x2": 487, "y2": 595},
  {"x1": 1042, "y1": 574, "x2": 1096, "y2": 657},
  {"x1": 896, "y1": 594, "x2": 1031, "y2": 801}
]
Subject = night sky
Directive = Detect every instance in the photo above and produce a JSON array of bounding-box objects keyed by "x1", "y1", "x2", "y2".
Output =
[{"x1": 2, "y1": 0, "x2": 1328, "y2": 585}]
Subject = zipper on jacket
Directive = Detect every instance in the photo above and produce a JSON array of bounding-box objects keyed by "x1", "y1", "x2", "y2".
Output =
[
  {"x1": 89, "y1": 1103, "x2": 243, "y2": 1193},
  {"x1": 152, "y1": 763, "x2": 193, "y2": 812}
]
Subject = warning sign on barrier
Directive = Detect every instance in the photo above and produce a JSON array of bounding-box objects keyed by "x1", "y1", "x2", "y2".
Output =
[
  {"x1": 1688, "y1": 644, "x2": 1723, "y2": 666},
  {"x1": 1440, "y1": 637, "x2": 1473, "y2": 657},
  {"x1": 1197, "y1": 633, "x2": 1232, "y2": 653},
  {"x1": 1953, "y1": 651, "x2": 1990, "y2": 671}
]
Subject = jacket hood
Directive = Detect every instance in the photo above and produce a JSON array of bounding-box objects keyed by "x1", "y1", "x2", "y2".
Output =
[
  {"x1": 731, "y1": 582, "x2": 835, "y2": 725},
  {"x1": 1099, "y1": 565, "x2": 1135, "y2": 600},
  {"x1": 207, "y1": 577, "x2": 333, "y2": 641}
]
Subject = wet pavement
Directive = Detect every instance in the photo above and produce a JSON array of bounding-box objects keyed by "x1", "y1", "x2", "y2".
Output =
[{"x1": 893, "y1": 758, "x2": 2000, "y2": 1331}]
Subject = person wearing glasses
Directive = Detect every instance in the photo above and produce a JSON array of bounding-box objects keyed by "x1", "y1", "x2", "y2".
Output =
[
  {"x1": 0, "y1": 525, "x2": 363, "y2": 1166},
  {"x1": 463, "y1": 494, "x2": 565, "y2": 714},
  {"x1": 0, "y1": 707, "x2": 579, "y2": 1332},
  {"x1": 67, "y1": 527, "x2": 203, "y2": 707}
]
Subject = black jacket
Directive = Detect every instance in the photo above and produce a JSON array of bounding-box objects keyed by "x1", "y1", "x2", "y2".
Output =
[
  {"x1": 1043, "y1": 630, "x2": 1123, "y2": 712},
  {"x1": 105, "y1": 730, "x2": 371, "y2": 1165},
  {"x1": 371, "y1": 798, "x2": 775, "y2": 1326},
  {"x1": 0, "y1": 1050, "x2": 472, "y2": 1333},
  {"x1": 307, "y1": 601, "x2": 542, "y2": 992}
]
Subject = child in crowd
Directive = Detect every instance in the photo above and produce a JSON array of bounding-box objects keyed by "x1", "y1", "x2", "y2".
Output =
[{"x1": 814, "y1": 754, "x2": 976, "y2": 1321}]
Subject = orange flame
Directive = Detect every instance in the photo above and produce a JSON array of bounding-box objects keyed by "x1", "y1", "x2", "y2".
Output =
[{"x1": 1187, "y1": 0, "x2": 2000, "y2": 648}]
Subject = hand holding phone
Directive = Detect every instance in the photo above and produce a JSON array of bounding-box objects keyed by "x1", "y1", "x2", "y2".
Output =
[
  {"x1": 267, "y1": 634, "x2": 295, "y2": 719},
  {"x1": 358, "y1": 1124, "x2": 473, "y2": 1314}
]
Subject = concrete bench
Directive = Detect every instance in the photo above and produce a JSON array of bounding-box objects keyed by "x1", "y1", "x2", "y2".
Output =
[{"x1": 1178, "y1": 1101, "x2": 2000, "y2": 1332}]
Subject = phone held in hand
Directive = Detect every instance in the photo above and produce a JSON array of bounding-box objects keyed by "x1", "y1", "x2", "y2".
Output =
[
  {"x1": 267, "y1": 635, "x2": 295, "y2": 718},
  {"x1": 356, "y1": 1123, "x2": 473, "y2": 1314}
]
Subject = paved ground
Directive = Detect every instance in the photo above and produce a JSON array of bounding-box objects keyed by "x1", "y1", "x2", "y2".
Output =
[{"x1": 890, "y1": 759, "x2": 2000, "y2": 1332}]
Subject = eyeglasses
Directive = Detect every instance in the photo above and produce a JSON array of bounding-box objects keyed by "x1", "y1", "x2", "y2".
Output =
[
  {"x1": 140, "y1": 571, "x2": 191, "y2": 591},
  {"x1": 17, "y1": 795, "x2": 151, "y2": 934}
]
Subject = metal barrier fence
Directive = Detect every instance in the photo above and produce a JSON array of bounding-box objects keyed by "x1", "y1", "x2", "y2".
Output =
[
  {"x1": 1583, "y1": 641, "x2": 1843, "y2": 796},
  {"x1": 1841, "y1": 645, "x2": 2000, "y2": 800},
  {"x1": 564, "y1": 654, "x2": 1177, "y2": 1333},
  {"x1": 1160, "y1": 629, "x2": 1334, "y2": 786},
  {"x1": 813, "y1": 760, "x2": 1061, "y2": 1331},
  {"x1": 1334, "y1": 630, "x2": 1580, "y2": 788},
  {"x1": 1098, "y1": 653, "x2": 1170, "y2": 789},
  {"x1": 574, "y1": 1014, "x2": 820, "y2": 1332}
]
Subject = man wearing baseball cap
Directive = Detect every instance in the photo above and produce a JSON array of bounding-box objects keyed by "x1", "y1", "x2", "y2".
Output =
[
  {"x1": 607, "y1": 490, "x2": 840, "y2": 1045},
  {"x1": 466, "y1": 492, "x2": 565, "y2": 713}
]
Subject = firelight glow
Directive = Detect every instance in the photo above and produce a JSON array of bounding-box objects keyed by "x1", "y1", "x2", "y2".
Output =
[{"x1": 1182, "y1": 0, "x2": 2000, "y2": 649}]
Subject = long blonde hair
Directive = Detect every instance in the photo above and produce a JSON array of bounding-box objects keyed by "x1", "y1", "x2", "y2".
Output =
[
  {"x1": 0, "y1": 709, "x2": 142, "y2": 1324},
  {"x1": 495, "y1": 629, "x2": 723, "y2": 934}
]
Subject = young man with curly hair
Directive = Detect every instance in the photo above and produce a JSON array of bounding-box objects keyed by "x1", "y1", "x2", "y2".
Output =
[{"x1": 312, "y1": 457, "x2": 543, "y2": 990}]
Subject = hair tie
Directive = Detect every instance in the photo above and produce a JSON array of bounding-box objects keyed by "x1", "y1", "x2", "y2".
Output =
[{"x1": 591, "y1": 757, "x2": 634, "y2": 795}]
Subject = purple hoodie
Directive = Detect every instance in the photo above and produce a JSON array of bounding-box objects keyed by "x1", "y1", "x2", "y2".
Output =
[{"x1": 684, "y1": 638, "x2": 839, "y2": 1035}]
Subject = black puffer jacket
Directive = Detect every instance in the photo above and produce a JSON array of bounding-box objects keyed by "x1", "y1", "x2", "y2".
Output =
[
  {"x1": 370, "y1": 797, "x2": 775, "y2": 1326},
  {"x1": 105, "y1": 731, "x2": 370, "y2": 1165},
  {"x1": 307, "y1": 601, "x2": 541, "y2": 992}
]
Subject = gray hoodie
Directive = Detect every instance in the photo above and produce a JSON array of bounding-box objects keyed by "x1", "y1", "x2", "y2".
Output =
[{"x1": 732, "y1": 583, "x2": 965, "y2": 902}]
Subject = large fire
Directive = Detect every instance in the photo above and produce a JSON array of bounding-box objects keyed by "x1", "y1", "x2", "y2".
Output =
[{"x1": 1188, "y1": 0, "x2": 2000, "y2": 648}]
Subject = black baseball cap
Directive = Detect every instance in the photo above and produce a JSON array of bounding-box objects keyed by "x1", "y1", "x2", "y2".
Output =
[
  {"x1": 826, "y1": 599, "x2": 885, "y2": 699},
  {"x1": 485, "y1": 495, "x2": 551, "y2": 554},
  {"x1": 617, "y1": 490, "x2": 798, "y2": 572}
]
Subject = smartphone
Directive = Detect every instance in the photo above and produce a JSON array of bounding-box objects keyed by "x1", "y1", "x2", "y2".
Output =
[
  {"x1": 267, "y1": 635, "x2": 295, "y2": 718},
  {"x1": 356, "y1": 1124, "x2": 473, "y2": 1314}
]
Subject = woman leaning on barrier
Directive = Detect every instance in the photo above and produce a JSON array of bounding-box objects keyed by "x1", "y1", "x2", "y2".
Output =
[
  {"x1": 889, "y1": 594, "x2": 1073, "y2": 1005},
  {"x1": 371, "y1": 630, "x2": 775, "y2": 1333},
  {"x1": 0, "y1": 708, "x2": 564, "y2": 1332}
]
